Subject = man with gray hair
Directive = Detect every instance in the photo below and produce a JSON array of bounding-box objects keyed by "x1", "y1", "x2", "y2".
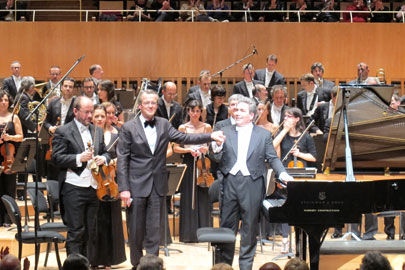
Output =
[
  {"x1": 233, "y1": 64, "x2": 261, "y2": 98},
  {"x1": 214, "y1": 94, "x2": 244, "y2": 130},
  {"x1": 2, "y1": 61, "x2": 22, "y2": 99},
  {"x1": 212, "y1": 96, "x2": 293, "y2": 270}
]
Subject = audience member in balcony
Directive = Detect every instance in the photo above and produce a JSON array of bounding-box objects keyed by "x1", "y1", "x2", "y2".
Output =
[
  {"x1": 254, "y1": 54, "x2": 286, "y2": 99},
  {"x1": 89, "y1": 64, "x2": 104, "y2": 86},
  {"x1": 310, "y1": 62, "x2": 334, "y2": 102},
  {"x1": 342, "y1": 0, "x2": 368, "y2": 22},
  {"x1": 2, "y1": 61, "x2": 22, "y2": 99},
  {"x1": 259, "y1": 0, "x2": 284, "y2": 22},
  {"x1": 231, "y1": 0, "x2": 260, "y2": 22},
  {"x1": 233, "y1": 64, "x2": 261, "y2": 98},
  {"x1": 127, "y1": 0, "x2": 152, "y2": 21},
  {"x1": 370, "y1": 0, "x2": 391, "y2": 22},
  {"x1": 395, "y1": 4, "x2": 405, "y2": 22},
  {"x1": 289, "y1": 0, "x2": 314, "y2": 22},
  {"x1": 0, "y1": 0, "x2": 27, "y2": 21},
  {"x1": 314, "y1": 0, "x2": 339, "y2": 22},
  {"x1": 180, "y1": 0, "x2": 209, "y2": 21},
  {"x1": 151, "y1": 0, "x2": 178, "y2": 21},
  {"x1": 207, "y1": 0, "x2": 230, "y2": 22}
]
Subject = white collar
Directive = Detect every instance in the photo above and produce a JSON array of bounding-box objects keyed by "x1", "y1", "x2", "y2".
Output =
[{"x1": 236, "y1": 122, "x2": 253, "y2": 132}]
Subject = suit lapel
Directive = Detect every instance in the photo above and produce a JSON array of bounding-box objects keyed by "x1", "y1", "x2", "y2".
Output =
[
  {"x1": 228, "y1": 126, "x2": 238, "y2": 157},
  {"x1": 247, "y1": 125, "x2": 259, "y2": 159},
  {"x1": 242, "y1": 82, "x2": 249, "y2": 97},
  {"x1": 71, "y1": 122, "x2": 85, "y2": 153},
  {"x1": 135, "y1": 117, "x2": 152, "y2": 154},
  {"x1": 154, "y1": 118, "x2": 163, "y2": 155}
]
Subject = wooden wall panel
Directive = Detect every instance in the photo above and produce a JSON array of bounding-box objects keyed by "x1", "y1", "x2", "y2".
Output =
[{"x1": 0, "y1": 22, "x2": 404, "y2": 81}]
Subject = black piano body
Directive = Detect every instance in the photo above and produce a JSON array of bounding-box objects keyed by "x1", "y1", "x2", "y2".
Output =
[{"x1": 262, "y1": 179, "x2": 405, "y2": 270}]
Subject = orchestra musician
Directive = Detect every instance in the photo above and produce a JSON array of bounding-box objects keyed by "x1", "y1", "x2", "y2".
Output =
[
  {"x1": 97, "y1": 80, "x2": 124, "y2": 127},
  {"x1": 81, "y1": 78, "x2": 99, "y2": 105},
  {"x1": 211, "y1": 96, "x2": 293, "y2": 270},
  {"x1": 52, "y1": 96, "x2": 110, "y2": 262},
  {"x1": 273, "y1": 107, "x2": 316, "y2": 254},
  {"x1": 173, "y1": 100, "x2": 212, "y2": 243},
  {"x1": 156, "y1": 81, "x2": 183, "y2": 129},
  {"x1": 116, "y1": 90, "x2": 225, "y2": 269},
  {"x1": 2, "y1": 61, "x2": 22, "y2": 99},
  {"x1": 205, "y1": 85, "x2": 228, "y2": 127},
  {"x1": 90, "y1": 103, "x2": 126, "y2": 269},
  {"x1": 43, "y1": 77, "x2": 76, "y2": 180},
  {"x1": 256, "y1": 101, "x2": 278, "y2": 135},
  {"x1": 0, "y1": 90, "x2": 23, "y2": 227},
  {"x1": 41, "y1": 65, "x2": 62, "y2": 103}
]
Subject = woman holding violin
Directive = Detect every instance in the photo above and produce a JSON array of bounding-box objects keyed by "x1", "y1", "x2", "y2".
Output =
[
  {"x1": 90, "y1": 103, "x2": 125, "y2": 269},
  {"x1": 173, "y1": 100, "x2": 212, "y2": 243},
  {"x1": 97, "y1": 80, "x2": 124, "y2": 128},
  {"x1": 273, "y1": 107, "x2": 316, "y2": 253},
  {"x1": 0, "y1": 90, "x2": 23, "y2": 227}
]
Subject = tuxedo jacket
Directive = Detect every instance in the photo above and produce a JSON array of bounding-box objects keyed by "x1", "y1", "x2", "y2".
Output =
[
  {"x1": 310, "y1": 102, "x2": 331, "y2": 132},
  {"x1": 232, "y1": 79, "x2": 263, "y2": 98},
  {"x1": 269, "y1": 104, "x2": 288, "y2": 125},
  {"x1": 254, "y1": 69, "x2": 286, "y2": 88},
  {"x1": 43, "y1": 97, "x2": 76, "y2": 134},
  {"x1": 16, "y1": 92, "x2": 36, "y2": 137},
  {"x1": 188, "y1": 85, "x2": 199, "y2": 95},
  {"x1": 52, "y1": 120, "x2": 110, "y2": 188},
  {"x1": 156, "y1": 97, "x2": 183, "y2": 129},
  {"x1": 2, "y1": 76, "x2": 18, "y2": 98},
  {"x1": 297, "y1": 88, "x2": 330, "y2": 116},
  {"x1": 116, "y1": 116, "x2": 212, "y2": 197},
  {"x1": 212, "y1": 124, "x2": 285, "y2": 181}
]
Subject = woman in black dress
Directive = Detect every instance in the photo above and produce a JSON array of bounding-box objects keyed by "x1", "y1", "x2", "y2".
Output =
[
  {"x1": 90, "y1": 103, "x2": 126, "y2": 269},
  {"x1": 205, "y1": 85, "x2": 228, "y2": 127},
  {"x1": 173, "y1": 100, "x2": 212, "y2": 242},
  {"x1": 0, "y1": 90, "x2": 23, "y2": 227},
  {"x1": 273, "y1": 107, "x2": 317, "y2": 253},
  {"x1": 97, "y1": 80, "x2": 124, "y2": 128}
]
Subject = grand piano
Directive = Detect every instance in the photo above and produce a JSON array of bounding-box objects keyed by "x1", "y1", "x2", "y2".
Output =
[{"x1": 262, "y1": 85, "x2": 405, "y2": 270}]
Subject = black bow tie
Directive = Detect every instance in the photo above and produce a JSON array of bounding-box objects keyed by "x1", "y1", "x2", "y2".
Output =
[{"x1": 144, "y1": 119, "x2": 156, "y2": 128}]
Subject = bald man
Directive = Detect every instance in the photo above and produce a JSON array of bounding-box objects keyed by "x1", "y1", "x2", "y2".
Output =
[
  {"x1": 0, "y1": 254, "x2": 21, "y2": 270},
  {"x1": 156, "y1": 82, "x2": 183, "y2": 129}
]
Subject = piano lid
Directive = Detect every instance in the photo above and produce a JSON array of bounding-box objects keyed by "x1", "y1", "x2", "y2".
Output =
[{"x1": 323, "y1": 85, "x2": 405, "y2": 170}]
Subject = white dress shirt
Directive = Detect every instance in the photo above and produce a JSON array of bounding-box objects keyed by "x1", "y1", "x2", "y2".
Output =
[
  {"x1": 199, "y1": 89, "x2": 212, "y2": 108},
  {"x1": 305, "y1": 86, "x2": 318, "y2": 117},
  {"x1": 12, "y1": 75, "x2": 22, "y2": 91},
  {"x1": 271, "y1": 103, "x2": 282, "y2": 126},
  {"x1": 245, "y1": 80, "x2": 254, "y2": 98},
  {"x1": 65, "y1": 119, "x2": 97, "y2": 188},
  {"x1": 229, "y1": 122, "x2": 253, "y2": 176},
  {"x1": 265, "y1": 68, "x2": 274, "y2": 88},
  {"x1": 162, "y1": 96, "x2": 172, "y2": 118},
  {"x1": 140, "y1": 114, "x2": 157, "y2": 154},
  {"x1": 60, "y1": 97, "x2": 73, "y2": 125}
]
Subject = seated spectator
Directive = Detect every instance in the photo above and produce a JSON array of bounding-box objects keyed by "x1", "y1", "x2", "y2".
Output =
[
  {"x1": 395, "y1": 4, "x2": 405, "y2": 23},
  {"x1": 211, "y1": 263, "x2": 233, "y2": 270},
  {"x1": 314, "y1": 0, "x2": 339, "y2": 22},
  {"x1": 359, "y1": 252, "x2": 392, "y2": 270},
  {"x1": 0, "y1": 254, "x2": 20, "y2": 270},
  {"x1": 127, "y1": 0, "x2": 152, "y2": 21},
  {"x1": 151, "y1": 0, "x2": 178, "y2": 21},
  {"x1": 259, "y1": 262, "x2": 281, "y2": 270},
  {"x1": 259, "y1": 0, "x2": 284, "y2": 22},
  {"x1": 370, "y1": 0, "x2": 391, "y2": 22},
  {"x1": 289, "y1": 0, "x2": 314, "y2": 22},
  {"x1": 207, "y1": 0, "x2": 230, "y2": 22},
  {"x1": 180, "y1": 0, "x2": 209, "y2": 21},
  {"x1": 62, "y1": 254, "x2": 89, "y2": 270},
  {"x1": 136, "y1": 254, "x2": 165, "y2": 270},
  {"x1": 231, "y1": 0, "x2": 260, "y2": 22},
  {"x1": 342, "y1": 0, "x2": 368, "y2": 22},
  {"x1": 284, "y1": 258, "x2": 309, "y2": 270},
  {"x1": 0, "y1": 0, "x2": 27, "y2": 21}
]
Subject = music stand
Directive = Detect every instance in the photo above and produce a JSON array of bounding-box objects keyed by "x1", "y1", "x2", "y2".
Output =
[
  {"x1": 161, "y1": 164, "x2": 187, "y2": 256},
  {"x1": 11, "y1": 138, "x2": 36, "y2": 232}
]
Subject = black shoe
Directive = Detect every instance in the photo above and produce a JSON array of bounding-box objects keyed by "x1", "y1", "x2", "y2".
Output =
[
  {"x1": 387, "y1": 235, "x2": 395, "y2": 240},
  {"x1": 362, "y1": 236, "x2": 376, "y2": 240},
  {"x1": 331, "y1": 232, "x2": 343, "y2": 239}
]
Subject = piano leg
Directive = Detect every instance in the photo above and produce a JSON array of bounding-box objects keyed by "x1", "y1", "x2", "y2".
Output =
[{"x1": 298, "y1": 225, "x2": 329, "y2": 270}]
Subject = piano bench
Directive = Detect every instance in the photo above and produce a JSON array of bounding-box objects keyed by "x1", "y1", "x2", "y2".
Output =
[
  {"x1": 320, "y1": 240, "x2": 405, "y2": 255},
  {"x1": 196, "y1": 227, "x2": 236, "y2": 266}
]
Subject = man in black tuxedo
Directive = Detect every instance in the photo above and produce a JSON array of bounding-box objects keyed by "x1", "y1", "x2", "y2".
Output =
[
  {"x1": 52, "y1": 96, "x2": 110, "y2": 261},
  {"x1": 213, "y1": 94, "x2": 243, "y2": 131},
  {"x1": 297, "y1": 73, "x2": 330, "y2": 119},
  {"x1": 310, "y1": 62, "x2": 334, "y2": 102},
  {"x1": 43, "y1": 77, "x2": 76, "y2": 180},
  {"x1": 156, "y1": 82, "x2": 182, "y2": 129},
  {"x1": 2, "y1": 61, "x2": 22, "y2": 99},
  {"x1": 211, "y1": 96, "x2": 293, "y2": 270},
  {"x1": 15, "y1": 78, "x2": 36, "y2": 137},
  {"x1": 254, "y1": 54, "x2": 286, "y2": 99},
  {"x1": 269, "y1": 85, "x2": 289, "y2": 126},
  {"x1": 188, "y1": 70, "x2": 210, "y2": 95},
  {"x1": 310, "y1": 87, "x2": 337, "y2": 134},
  {"x1": 39, "y1": 65, "x2": 62, "y2": 103},
  {"x1": 183, "y1": 72, "x2": 212, "y2": 122},
  {"x1": 117, "y1": 90, "x2": 225, "y2": 269},
  {"x1": 233, "y1": 64, "x2": 262, "y2": 98},
  {"x1": 89, "y1": 64, "x2": 104, "y2": 86}
]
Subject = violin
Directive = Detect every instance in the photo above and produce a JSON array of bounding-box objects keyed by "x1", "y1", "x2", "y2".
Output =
[
  {"x1": 88, "y1": 141, "x2": 119, "y2": 201},
  {"x1": 45, "y1": 116, "x2": 60, "y2": 161},
  {"x1": 196, "y1": 154, "x2": 214, "y2": 188},
  {"x1": 287, "y1": 146, "x2": 305, "y2": 168}
]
